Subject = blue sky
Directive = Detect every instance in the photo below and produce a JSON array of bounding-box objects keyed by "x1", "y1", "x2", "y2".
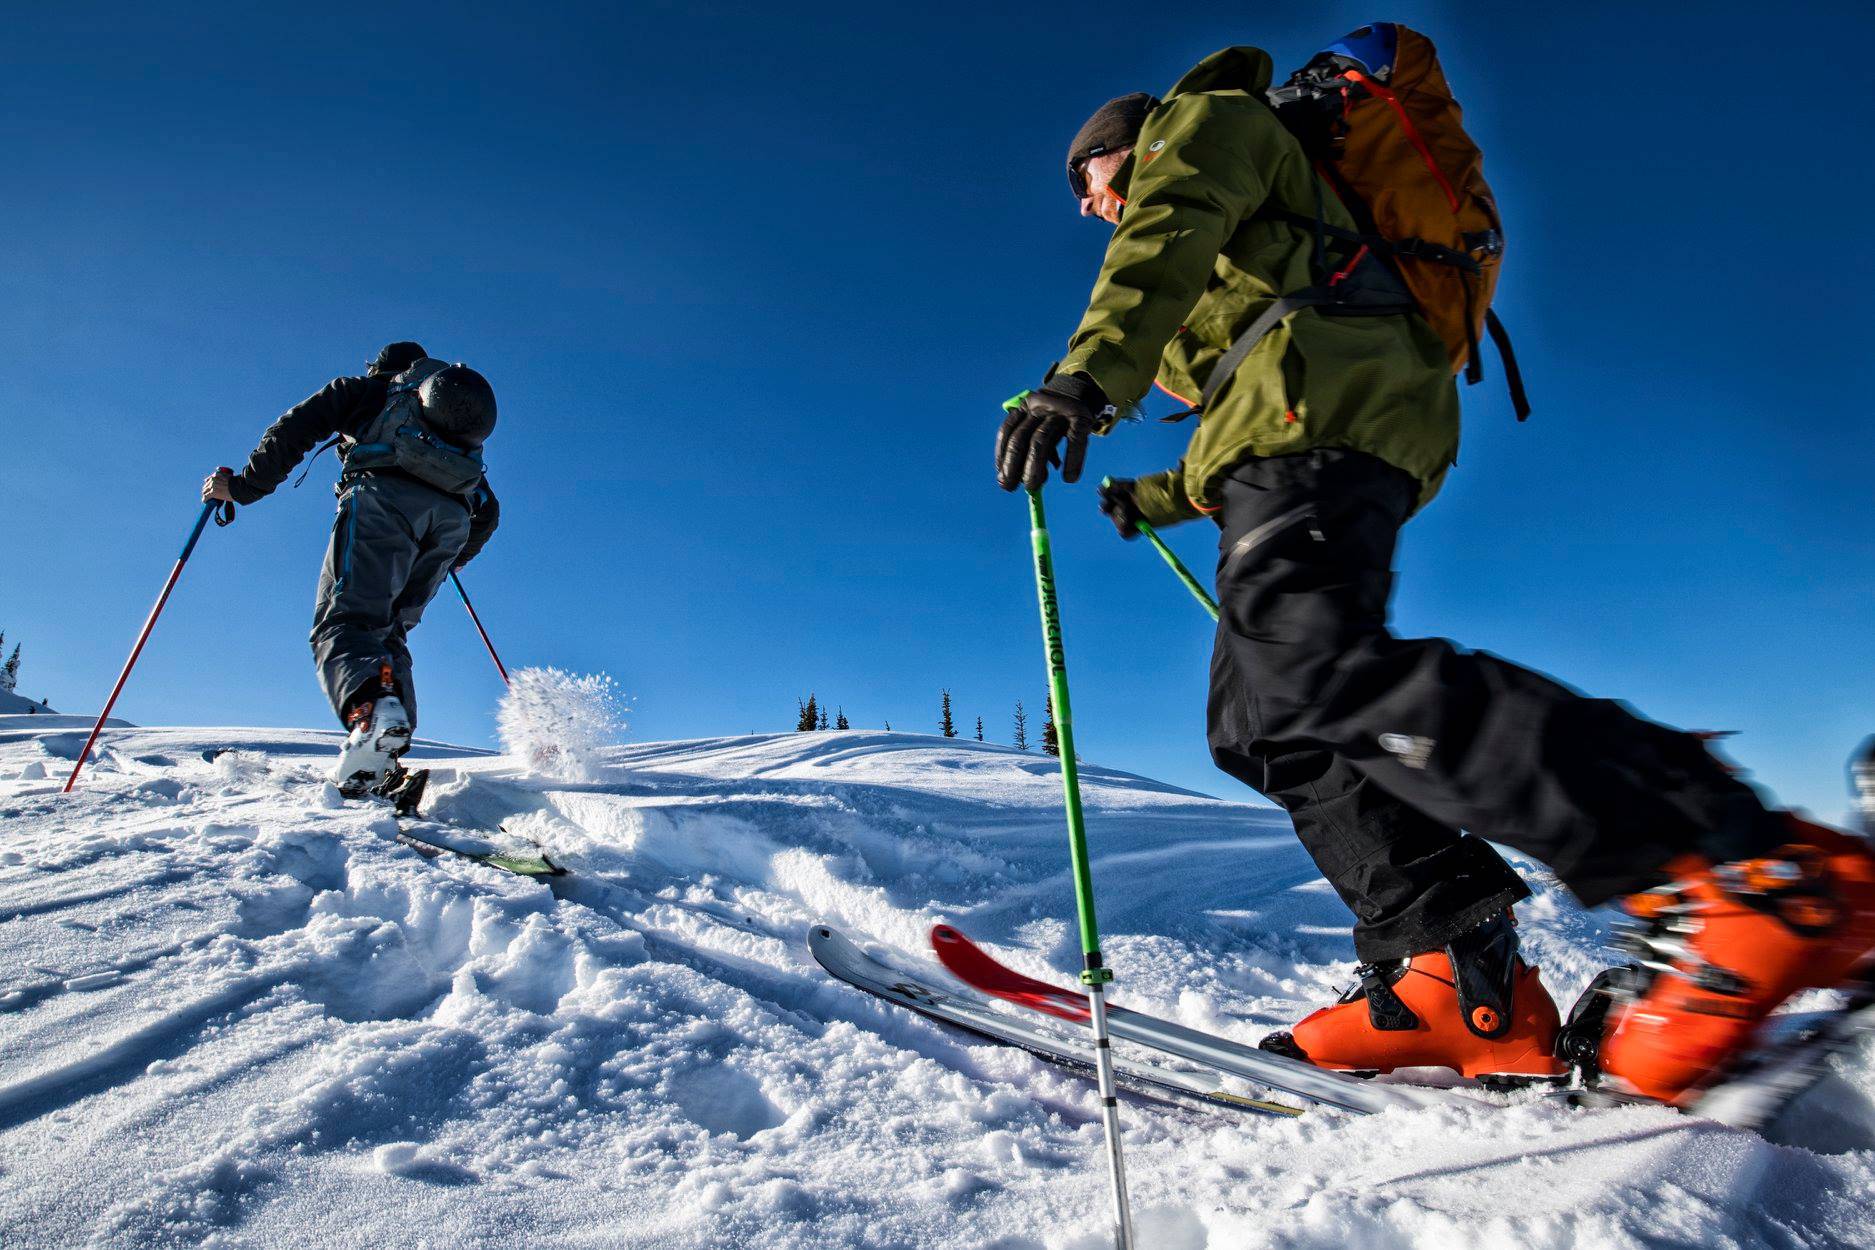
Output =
[{"x1": 5, "y1": 2, "x2": 1871, "y2": 823}]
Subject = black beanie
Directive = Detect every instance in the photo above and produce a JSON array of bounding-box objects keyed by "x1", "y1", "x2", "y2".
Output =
[
  {"x1": 1066, "y1": 92, "x2": 1160, "y2": 191},
  {"x1": 368, "y1": 341, "x2": 429, "y2": 377}
]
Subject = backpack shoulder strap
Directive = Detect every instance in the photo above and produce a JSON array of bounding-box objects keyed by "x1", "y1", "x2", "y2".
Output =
[{"x1": 1199, "y1": 290, "x2": 1341, "y2": 410}]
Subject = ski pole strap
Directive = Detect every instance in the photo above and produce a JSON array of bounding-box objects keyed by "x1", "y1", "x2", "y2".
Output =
[{"x1": 212, "y1": 499, "x2": 236, "y2": 527}]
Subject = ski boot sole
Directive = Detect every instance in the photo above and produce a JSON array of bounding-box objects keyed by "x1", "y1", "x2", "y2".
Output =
[{"x1": 1260, "y1": 1029, "x2": 1565, "y2": 1086}]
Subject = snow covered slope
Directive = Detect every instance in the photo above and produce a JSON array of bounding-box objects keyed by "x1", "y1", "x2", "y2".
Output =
[
  {"x1": 2, "y1": 724, "x2": 1871, "y2": 1248},
  {"x1": 0, "y1": 690, "x2": 58, "y2": 715}
]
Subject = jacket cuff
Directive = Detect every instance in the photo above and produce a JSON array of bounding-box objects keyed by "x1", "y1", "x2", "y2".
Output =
[
  {"x1": 228, "y1": 474, "x2": 267, "y2": 506},
  {"x1": 1131, "y1": 469, "x2": 1203, "y2": 529},
  {"x1": 1055, "y1": 347, "x2": 1143, "y2": 430}
]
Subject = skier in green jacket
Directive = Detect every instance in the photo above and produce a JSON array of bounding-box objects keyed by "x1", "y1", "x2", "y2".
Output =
[{"x1": 995, "y1": 41, "x2": 1875, "y2": 1103}]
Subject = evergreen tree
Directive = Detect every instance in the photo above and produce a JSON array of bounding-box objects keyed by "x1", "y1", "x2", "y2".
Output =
[
  {"x1": 940, "y1": 689, "x2": 957, "y2": 738},
  {"x1": 1042, "y1": 693, "x2": 1060, "y2": 757},
  {"x1": 835, "y1": 707, "x2": 849, "y2": 730},
  {"x1": 797, "y1": 694, "x2": 821, "y2": 732},
  {"x1": 817, "y1": 703, "x2": 829, "y2": 731},
  {"x1": 0, "y1": 639, "x2": 15, "y2": 694},
  {"x1": 1012, "y1": 700, "x2": 1029, "y2": 751},
  {"x1": 975, "y1": 715, "x2": 984, "y2": 742},
  {"x1": 884, "y1": 719, "x2": 892, "y2": 731}
]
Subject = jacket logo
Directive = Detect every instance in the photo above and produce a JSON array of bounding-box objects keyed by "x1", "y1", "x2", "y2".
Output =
[{"x1": 1378, "y1": 733, "x2": 1434, "y2": 770}]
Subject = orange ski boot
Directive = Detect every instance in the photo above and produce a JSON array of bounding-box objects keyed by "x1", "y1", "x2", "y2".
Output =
[
  {"x1": 1598, "y1": 816, "x2": 1875, "y2": 1104},
  {"x1": 1261, "y1": 911, "x2": 1569, "y2": 1083}
]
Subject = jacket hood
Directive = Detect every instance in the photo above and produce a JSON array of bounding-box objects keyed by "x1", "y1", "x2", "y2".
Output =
[{"x1": 1163, "y1": 46, "x2": 1276, "y2": 100}]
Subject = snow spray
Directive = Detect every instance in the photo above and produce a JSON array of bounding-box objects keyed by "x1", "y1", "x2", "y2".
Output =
[{"x1": 496, "y1": 666, "x2": 627, "y2": 782}]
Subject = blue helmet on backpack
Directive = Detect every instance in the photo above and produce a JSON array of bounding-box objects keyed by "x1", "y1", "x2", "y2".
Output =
[{"x1": 1320, "y1": 23, "x2": 1399, "y2": 82}]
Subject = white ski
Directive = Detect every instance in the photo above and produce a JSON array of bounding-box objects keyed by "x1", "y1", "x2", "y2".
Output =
[
  {"x1": 929, "y1": 922, "x2": 1486, "y2": 1115},
  {"x1": 808, "y1": 925, "x2": 1301, "y2": 1118}
]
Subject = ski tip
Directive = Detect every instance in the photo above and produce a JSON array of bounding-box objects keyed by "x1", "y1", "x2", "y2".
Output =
[
  {"x1": 807, "y1": 924, "x2": 856, "y2": 966},
  {"x1": 931, "y1": 923, "x2": 964, "y2": 947}
]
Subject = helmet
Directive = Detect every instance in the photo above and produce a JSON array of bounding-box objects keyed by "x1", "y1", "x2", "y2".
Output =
[
  {"x1": 416, "y1": 364, "x2": 497, "y2": 447},
  {"x1": 1319, "y1": 24, "x2": 1399, "y2": 82}
]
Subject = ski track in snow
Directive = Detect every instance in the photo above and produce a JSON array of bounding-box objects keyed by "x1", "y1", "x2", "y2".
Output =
[{"x1": 1, "y1": 718, "x2": 1871, "y2": 1248}]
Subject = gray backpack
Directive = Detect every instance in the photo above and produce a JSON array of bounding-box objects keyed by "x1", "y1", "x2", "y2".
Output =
[{"x1": 341, "y1": 358, "x2": 487, "y2": 496}]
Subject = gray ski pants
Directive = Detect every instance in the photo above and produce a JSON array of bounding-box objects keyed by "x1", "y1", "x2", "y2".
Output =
[{"x1": 311, "y1": 473, "x2": 470, "y2": 728}]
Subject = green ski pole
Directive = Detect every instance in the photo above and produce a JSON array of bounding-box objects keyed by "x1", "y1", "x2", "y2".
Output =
[
  {"x1": 1025, "y1": 487, "x2": 1135, "y2": 1250},
  {"x1": 1102, "y1": 477, "x2": 1218, "y2": 620}
]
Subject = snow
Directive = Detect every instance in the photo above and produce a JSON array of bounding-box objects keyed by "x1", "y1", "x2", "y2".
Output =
[
  {"x1": 0, "y1": 689, "x2": 58, "y2": 715},
  {"x1": 494, "y1": 666, "x2": 628, "y2": 781},
  {"x1": 1, "y1": 719, "x2": 1871, "y2": 1247}
]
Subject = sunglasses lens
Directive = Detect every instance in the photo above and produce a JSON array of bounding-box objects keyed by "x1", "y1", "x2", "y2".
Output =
[
  {"x1": 1068, "y1": 162, "x2": 1088, "y2": 199},
  {"x1": 1069, "y1": 142, "x2": 1112, "y2": 200}
]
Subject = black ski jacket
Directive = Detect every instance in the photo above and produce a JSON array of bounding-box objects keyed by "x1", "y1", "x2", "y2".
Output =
[{"x1": 230, "y1": 373, "x2": 500, "y2": 567}]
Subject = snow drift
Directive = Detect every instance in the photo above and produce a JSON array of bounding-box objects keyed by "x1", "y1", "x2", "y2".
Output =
[{"x1": 1, "y1": 721, "x2": 1870, "y2": 1247}]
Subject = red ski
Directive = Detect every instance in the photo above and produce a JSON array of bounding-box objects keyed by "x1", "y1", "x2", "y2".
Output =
[{"x1": 931, "y1": 923, "x2": 1097, "y2": 1023}]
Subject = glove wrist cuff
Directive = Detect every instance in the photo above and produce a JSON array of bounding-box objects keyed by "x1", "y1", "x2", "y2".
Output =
[{"x1": 1041, "y1": 372, "x2": 1110, "y2": 417}]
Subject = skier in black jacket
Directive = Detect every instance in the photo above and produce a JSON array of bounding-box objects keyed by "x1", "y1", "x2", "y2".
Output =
[{"x1": 203, "y1": 341, "x2": 500, "y2": 796}]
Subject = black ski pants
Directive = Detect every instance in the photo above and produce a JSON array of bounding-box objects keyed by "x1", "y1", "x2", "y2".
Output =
[
  {"x1": 1205, "y1": 449, "x2": 1785, "y2": 961},
  {"x1": 310, "y1": 472, "x2": 471, "y2": 728}
]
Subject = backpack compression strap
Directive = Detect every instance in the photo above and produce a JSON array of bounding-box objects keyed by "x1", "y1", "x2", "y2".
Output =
[{"x1": 1484, "y1": 309, "x2": 1531, "y2": 422}]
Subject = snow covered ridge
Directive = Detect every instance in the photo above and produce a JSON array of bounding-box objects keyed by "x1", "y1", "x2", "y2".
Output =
[
  {"x1": 0, "y1": 689, "x2": 57, "y2": 715},
  {"x1": 1, "y1": 726, "x2": 1871, "y2": 1247}
]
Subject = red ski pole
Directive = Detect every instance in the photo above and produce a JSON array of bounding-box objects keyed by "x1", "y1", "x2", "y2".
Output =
[
  {"x1": 450, "y1": 571, "x2": 510, "y2": 686},
  {"x1": 65, "y1": 496, "x2": 231, "y2": 792}
]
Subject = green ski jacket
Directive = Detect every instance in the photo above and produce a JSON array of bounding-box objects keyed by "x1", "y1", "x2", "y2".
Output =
[{"x1": 1054, "y1": 46, "x2": 1461, "y2": 526}]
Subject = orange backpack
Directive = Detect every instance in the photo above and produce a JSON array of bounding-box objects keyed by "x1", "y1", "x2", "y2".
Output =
[{"x1": 1206, "y1": 24, "x2": 1529, "y2": 419}]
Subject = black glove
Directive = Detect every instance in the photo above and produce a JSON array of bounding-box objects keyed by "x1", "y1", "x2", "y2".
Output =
[
  {"x1": 994, "y1": 374, "x2": 1111, "y2": 491},
  {"x1": 1097, "y1": 477, "x2": 1143, "y2": 539}
]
